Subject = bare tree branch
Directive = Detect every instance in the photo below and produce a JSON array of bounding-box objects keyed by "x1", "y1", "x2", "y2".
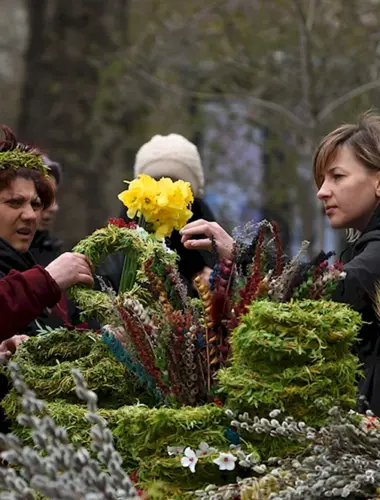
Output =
[
  {"x1": 317, "y1": 79, "x2": 380, "y2": 122},
  {"x1": 306, "y1": 0, "x2": 316, "y2": 31},
  {"x1": 126, "y1": 60, "x2": 309, "y2": 128}
]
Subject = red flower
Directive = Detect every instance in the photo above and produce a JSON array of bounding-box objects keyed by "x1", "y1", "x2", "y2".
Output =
[
  {"x1": 214, "y1": 398, "x2": 224, "y2": 407},
  {"x1": 334, "y1": 260, "x2": 344, "y2": 271},
  {"x1": 366, "y1": 416, "x2": 377, "y2": 429},
  {"x1": 108, "y1": 218, "x2": 137, "y2": 229}
]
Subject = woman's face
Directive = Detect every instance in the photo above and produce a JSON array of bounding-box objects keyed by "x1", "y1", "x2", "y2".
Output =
[
  {"x1": 317, "y1": 146, "x2": 380, "y2": 231},
  {"x1": 0, "y1": 177, "x2": 43, "y2": 252},
  {"x1": 38, "y1": 175, "x2": 59, "y2": 231}
]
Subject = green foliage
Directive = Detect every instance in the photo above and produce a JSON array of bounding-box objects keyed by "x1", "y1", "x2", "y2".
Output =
[
  {"x1": 72, "y1": 224, "x2": 145, "y2": 267},
  {"x1": 2, "y1": 329, "x2": 154, "y2": 413},
  {"x1": 1, "y1": 329, "x2": 238, "y2": 493},
  {"x1": 218, "y1": 300, "x2": 362, "y2": 439},
  {"x1": 6, "y1": 393, "x2": 231, "y2": 492},
  {"x1": 68, "y1": 287, "x2": 117, "y2": 324},
  {"x1": 0, "y1": 296, "x2": 364, "y2": 496},
  {"x1": 69, "y1": 223, "x2": 178, "y2": 322},
  {"x1": 0, "y1": 150, "x2": 49, "y2": 176},
  {"x1": 112, "y1": 404, "x2": 227, "y2": 463},
  {"x1": 232, "y1": 300, "x2": 361, "y2": 366},
  {"x1": 72, "y1": 223, "x2": 177, "y2": 269}
]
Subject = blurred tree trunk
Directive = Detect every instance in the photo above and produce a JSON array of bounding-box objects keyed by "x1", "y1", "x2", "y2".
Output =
[{"x1": 17, "y1": 0, "x2": 129, "y2": 248}]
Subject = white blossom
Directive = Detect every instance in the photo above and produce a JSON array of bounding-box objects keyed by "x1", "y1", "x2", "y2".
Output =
[
  {"x1": 134, "y1": 226, "x2": 149, "y2": 239},
  {"x1": 181, "y1": 447, "x2": 198, "y2": 473},
  {"x1": 167, "y1": 446, "x2": 185, "y2": 456},
  {"x1": 196, "y1": 442, "x2": 216, "y2": 457},
  {"x1": 213, "y1": 452, "x2": 237, "y2": 471}
]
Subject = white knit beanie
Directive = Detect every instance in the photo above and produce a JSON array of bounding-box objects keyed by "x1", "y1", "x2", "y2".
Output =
[{"x1": 133, "y1": 134, "x2": 204, "y2": 197}]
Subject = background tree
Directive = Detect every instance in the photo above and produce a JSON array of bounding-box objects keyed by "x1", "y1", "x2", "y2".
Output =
[
  {"x1": 121, "y1": 0, "x2": 380, "y2": 252},
  {"x1": 4, "y1": 0, "x2": 380, "y2": 252},
  {"x1": 17, "y1": 0, "x2": 134, "y2": 248}
]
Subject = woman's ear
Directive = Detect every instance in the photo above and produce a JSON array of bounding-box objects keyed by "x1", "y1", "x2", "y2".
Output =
[{"x1": 375, "y1": 171, "x2": 380, "y2": 197}]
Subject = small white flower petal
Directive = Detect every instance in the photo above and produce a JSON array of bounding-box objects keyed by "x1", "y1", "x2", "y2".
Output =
[
  {"x1": 167, "y1": 446, "x2": 184, "y2": 456},
  {"x1": 189, "y1": 460, "x2": 197, "y2": 473},
  {"x1": 184, "y1": 447, "x2": 196, "y2": 458},
  {"x1": 213, "y1": 452, "x2": 237, "y2": 471},
  {"x1": 224, "y1": 460, "x2": 237, "y2": 471},
  {"x1": 181, "y1": 447, "x2": 198, "y2": 473}
]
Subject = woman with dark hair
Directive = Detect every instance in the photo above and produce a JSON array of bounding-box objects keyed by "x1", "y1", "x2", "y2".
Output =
[
  {"x1": 0, "y1": 125, "x2": 94, "y2": 433},
  {"x1": 29, "y1": 154, "x2": 63, "y2": 266},
  {"x1": 0, "y1": 125, "x2": 94, "y2": 337}
]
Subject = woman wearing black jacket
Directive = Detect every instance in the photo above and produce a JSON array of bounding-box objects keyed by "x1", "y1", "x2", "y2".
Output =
[
  {"x1": 29, "y1": 155, "x2": 63, "y2": 267},
  {"x1": 313, "y1": 113, "x2": 380, "y2": 416},
  {"x1": 180, "y1": 112, "x2": 380, "y2": 416}
]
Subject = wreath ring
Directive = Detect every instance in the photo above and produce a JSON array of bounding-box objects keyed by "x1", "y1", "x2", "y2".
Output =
[{"x1": 68, "y1": 222, "x2": 176, "y2": 324}]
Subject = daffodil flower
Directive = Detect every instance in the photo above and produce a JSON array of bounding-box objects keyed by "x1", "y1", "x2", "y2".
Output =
[{"x1": 118, "y1": 174, "x2": 193, "y2": 239}]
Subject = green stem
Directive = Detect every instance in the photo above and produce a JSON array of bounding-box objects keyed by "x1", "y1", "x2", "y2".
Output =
[
  {"x1": 118, "y1": 214, "x2": 146, "y2": 294},
  {"x1": 119, "y1": 253, "x2": 138, "y2": 293},
  {"x1": 137, "y1": 214, "x2": 145, "y2": 228}
]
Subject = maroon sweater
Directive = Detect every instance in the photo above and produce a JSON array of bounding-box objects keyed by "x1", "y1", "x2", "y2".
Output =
[{"x1": 0, "y1": 265, "x2": 62, "y2": 341}]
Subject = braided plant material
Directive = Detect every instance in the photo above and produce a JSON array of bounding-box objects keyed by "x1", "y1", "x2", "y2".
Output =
[
  {"x1": 1, "y1": 329, "x2": 154, "y2": 420},
  {"x1": 217, "y1": 299, "x2": 362, "y2": 444},
  {"x1": 68, "y1": 223, "x2": 177, "y2": 323},
  {"x1": 193, "y1": 275, "x2": 215, "y2": 392},
  {"x1": 0, "y1": 149, "x2": 49, "y2": 176}
]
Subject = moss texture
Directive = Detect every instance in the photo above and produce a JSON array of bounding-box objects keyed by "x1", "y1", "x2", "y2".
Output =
[
  {"x1": 2, "y1": 298, "x2": 363, "y2": 497},
  {"x1": 218, "y1": 300, "x2": 362, "y2": 429}
]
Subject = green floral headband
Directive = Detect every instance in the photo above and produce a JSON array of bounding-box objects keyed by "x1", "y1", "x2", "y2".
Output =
[{"x1": 0, "y1": 149, "x2": 49, "y2": 177}]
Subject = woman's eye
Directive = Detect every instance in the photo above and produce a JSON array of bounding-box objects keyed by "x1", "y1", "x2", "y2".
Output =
[
  {"x1": 7, "y1": 199, "x2": 22, "y2": 208},
  {"x1": 32, "y1": 201, "x2": 43, "y2": 209},
  {"x1": 334, "y1": 174, "x2": 344, "y2": 180}
]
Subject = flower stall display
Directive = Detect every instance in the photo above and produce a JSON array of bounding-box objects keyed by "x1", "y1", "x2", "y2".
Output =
[{"x1": 0, "y1": 176, "x2": 368, "y2": 499}]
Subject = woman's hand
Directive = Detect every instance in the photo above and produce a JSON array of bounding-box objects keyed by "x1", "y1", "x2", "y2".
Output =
[
  {"x1": 180, "y1": 219, "x2": 234, "y2": 260},
  {"x1": 46, "y1": 252, "x2": 94, "y2": 291},
  {"x1": 0, "y1": 334, "x2": 29, "y2": 360}
]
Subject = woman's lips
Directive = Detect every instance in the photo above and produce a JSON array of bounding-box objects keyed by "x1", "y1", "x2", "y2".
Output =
[
  {"x1": 16, "y1": 228, "x2": 32, "y2": 236},
  {"x1": 325, "y1": 206, "x2": 337, "y2": 216}
]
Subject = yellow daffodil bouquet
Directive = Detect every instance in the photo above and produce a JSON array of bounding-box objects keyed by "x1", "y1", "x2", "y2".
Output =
[
  {"x1": 115, "y1": 174, "x2": 194, "y2": 292},
  {"x1": 118, "y1": 174, "x2": 194, "y2": 239}
]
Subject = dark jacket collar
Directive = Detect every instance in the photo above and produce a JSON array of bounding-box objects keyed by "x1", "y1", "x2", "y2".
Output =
[
  {"x1": 31, "y1": 230, "x2": 63, "y2": 250},
  {"x1": 0, "y1": 237, "x2": 35, "y2": 276},
  {"x1": 354, "y1": 204, "x2": 380, "y2": 252}
]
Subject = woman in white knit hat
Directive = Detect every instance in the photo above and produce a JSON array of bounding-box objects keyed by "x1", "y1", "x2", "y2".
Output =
[
  {"x1": 97, "y1": 134, "x2": 217, "y2": 294},
  {"x1": 133, "y1": 134, "x2": 205, "y2": 198}
]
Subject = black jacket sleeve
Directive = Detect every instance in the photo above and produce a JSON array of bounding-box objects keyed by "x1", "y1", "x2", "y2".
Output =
[{"x1": 333, "y1": 241, "x2": 380, "y2": 311}]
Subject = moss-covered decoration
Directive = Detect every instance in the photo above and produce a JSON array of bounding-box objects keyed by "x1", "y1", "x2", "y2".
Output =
[
  {"x1": 0, "y1": 149, "x2": 49, "y2": 176},
  {"x1": 218, "y1": 300, "x2": 362, "y2": 429},
  {"x1": 1, "y1": 329, "x2": 155, "y2": 412},
  {"x1": 69, "y1": 223, "x2": 178, "y2": 323}
]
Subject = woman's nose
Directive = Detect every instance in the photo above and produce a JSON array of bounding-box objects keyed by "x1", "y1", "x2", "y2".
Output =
[
  {"x1": 21, "y1": 204, "x2": 38, "y2": 220},
  {"x1": 317, "y1": 182, "x2": 331, "y2": 200}
]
